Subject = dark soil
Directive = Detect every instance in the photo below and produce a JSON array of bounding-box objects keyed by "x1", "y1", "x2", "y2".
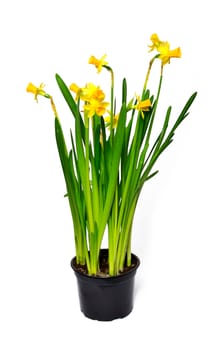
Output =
[{"x1": 73, "y1": 252, "x2": 137, "y2": 278}]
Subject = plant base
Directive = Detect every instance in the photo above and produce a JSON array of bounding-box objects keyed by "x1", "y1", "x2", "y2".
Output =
[{"x1": 71, "y1": 249, "x2": 140, "y2": 321}]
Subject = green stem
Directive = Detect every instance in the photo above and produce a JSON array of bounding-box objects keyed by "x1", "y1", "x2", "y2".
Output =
[
  {"x1": 140, "y1": 64, "x2": 164, "y2": 171},
  {"x1": 117, "y1": 203, "x2": 135, "y2": 271},
  {"x1": 108, "y1": 183, "x2": 119, "y2": 276},
  {"x1": 115, "y1": 116, "x2": 141, "y2": 239},
  {"x1": 143, "y1": 56, "x2": 157, "y2": 91},
  {"x1": 84, "y1": 117, "x2": 94, "y2": 232},
  {"x1": 104, "y1": 65, "x2": 114, "y2": 145},
  {"x1": 127, "y1": 234, "x2": 132, "y2": 267},
  {"x1": 84, "y1": 115, "x2": 96, "y2": 274},
  {"x1": 146, "y1": 66, "x2": 163, "y2": 141}
]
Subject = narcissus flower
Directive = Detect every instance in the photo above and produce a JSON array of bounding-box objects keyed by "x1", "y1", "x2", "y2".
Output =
[
  {"x1": 157, "y1": 42, "x2": 181, "y2": 65},
  {"x1": 132, "y1": 96, "x2": 152, "y2": 118},
  {"x1": 88, "y1": 54, "x2": 108, "y2": 73},
  {"x1": 148, "y1": 33, "x2": 181, "y2": 65},
  {"x1": 104, "y1": 113, "x2": 119, "y2": 128},
  {"x1": 84, "y1": 99, "x2": 109, "y2": 118},
  {"x1": 70, "y1": 82, "x2": 106, "y2": 102},
  {"x1": 82, "y1": 83, "x2": 105, "y2": 102},
  {"x1": 148, "y1": 33, "x2": 167, "y2": 52},
  {"x1": 70, "y1": 81, "x2": 109, "y2": 117},
  {"x1": 26, "y1": 82, "x2": 50, "y2": 102},
  {"x1": 69, "y1": 83, "x2": 83, "y2": 101},
  {"x1": 26, "y1": 82, "x2": 58, "y2": 118}
]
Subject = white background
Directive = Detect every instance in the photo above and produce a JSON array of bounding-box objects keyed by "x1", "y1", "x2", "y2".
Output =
[{"x1": 0, "y1": 0, "x2": 216, "y2": 349}]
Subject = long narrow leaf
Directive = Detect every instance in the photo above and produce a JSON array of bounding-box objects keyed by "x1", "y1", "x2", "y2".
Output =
[
  {"x1": 98, "y1": 103, "x2": 127, "y2": 249},
  {"x1": 55, "y1": 73, "x2": 85, "y2": 141}
]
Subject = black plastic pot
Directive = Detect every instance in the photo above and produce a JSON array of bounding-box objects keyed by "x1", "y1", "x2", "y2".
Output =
[{"x1": 71, "y1": 249, "x2": 140, "y2": 321}]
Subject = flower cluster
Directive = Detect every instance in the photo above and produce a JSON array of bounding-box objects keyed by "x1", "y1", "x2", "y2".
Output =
[
  {"x1": 27, "y1": 33, "x2": 181, "y2": 126},
  {"x1": 69, "y1": 82, "x2": 109, "y2": 118}
]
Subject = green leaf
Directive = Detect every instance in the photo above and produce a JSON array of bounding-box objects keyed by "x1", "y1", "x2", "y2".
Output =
[
  {"x1": 122, "y1": 78, "x2": 127, "y2": 104},
  {"x1": 55, "y1": 73, "x2": 85, "y2": 141},
  {"x1": 97, "y1": 103, "x2": 127, "y2": 250},
  {"x1": 167, "y1": 92, "x2": 197, "y2": 138},
  {"x1": 55, "y1": 118, "x2": 85, "y2": 260},
  {"x1": 139, "y1": 91, "x2": 197, "y2": 188}
]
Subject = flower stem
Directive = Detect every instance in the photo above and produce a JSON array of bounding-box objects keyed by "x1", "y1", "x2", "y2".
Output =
[
  {"x1": 50, "y1": 97, "x2": 59, "y2": 119},
  {"x1": 104, "y1": 65, "x2": 114, "y2": 145},
  {"x1": 143, "y1": 56, "x2": 157, "y2": 91},
  {"x1": 84, "y1": 114, "x2": 96, "y2": 273}
]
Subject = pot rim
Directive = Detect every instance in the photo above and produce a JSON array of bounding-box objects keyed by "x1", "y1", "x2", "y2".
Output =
[{"x1": 71, "y1": 249, "x2": 140, "y2": 281}]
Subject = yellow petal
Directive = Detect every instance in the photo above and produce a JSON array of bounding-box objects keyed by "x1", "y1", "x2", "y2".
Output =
[
  {"x1": 69, "y1": 83, "x2": 80, "y2": 93},
  {"x1": 26, "y1": 82, "x2": 38, "y2": 94},
  {"x1": 104, "y1": 114, "x2": 119, "y2": 128},
  {"x1": 26, "y1": 82, "x2": 48, "y2": 102},
  {"x1": 169, "y1": 47, "x2": 182, "y2": 58},
  {"x1": 88, "y1": 56, "x2": 99, "y2": 65},
  {"x1": 88, "y1": 54, "x2": 108, "y2": 73}
]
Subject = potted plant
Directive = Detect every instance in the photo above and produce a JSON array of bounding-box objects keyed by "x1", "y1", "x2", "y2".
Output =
[{"x1": 27, "y1": 33, "x2": 197, "y2": 321}]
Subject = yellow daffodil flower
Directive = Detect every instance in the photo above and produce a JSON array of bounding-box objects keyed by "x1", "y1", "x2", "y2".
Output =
[
  {"x1": 148, "y1": 34, "x2": 181, "y2": 65},
  {"x1": 27, "y1": 82, "x2": 58, "y2": 118},
  {"x1": 82, "y1": 83, "x2": 105, "y2": 102},
  {"x1": 69, "y1": 83, "x2": 83, "y2": 101},
  {"x1": 70, "y1": 82, "x2": 96, "y2": 101},
  {"x1": 88, "y1": 54, "x2": 108, "y2": 73},
  {"x1": 132, "y1": 96, "x2": 152, "y2": 118},
  {"x1": 84, "y1": 99, "x2": 109, "y2": 118},
  {"x1": 70, "y1": 82, "x2": 106, "y2": 103},
  {"x1": 70, "y1": 82, "x2": 109, "y2": 118},
  {"x1": 90, "y1": 87, "x2": 105, "y2": 102},
  {"x1": 157, "y1": 42, "x2": 181, "y2": 65},
  {"x1": 26, "y1": 82, "x2": 50, "y2": 102},
  {"x1": 104, "y1": 113, "x2": 119, "y2": 128},
  {"x1": 148, "y1": 33, "x2": 166, "y2": 51}
]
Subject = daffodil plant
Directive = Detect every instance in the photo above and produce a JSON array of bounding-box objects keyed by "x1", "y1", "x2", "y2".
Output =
[{"x1": 27, "y1": 34, "x2": 197, "y2": 276}]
